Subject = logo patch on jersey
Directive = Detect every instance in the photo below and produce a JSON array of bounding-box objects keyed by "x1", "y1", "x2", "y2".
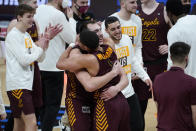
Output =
[
  {"x1": 95, "y1": 99, "x2": 109, "y2": 131},
  {"x1": 121, "y1": 26, "x2": 136, "y2": 37},
  {"x1": 82, "y1": 106, "x2": 91, "y2": 114}
]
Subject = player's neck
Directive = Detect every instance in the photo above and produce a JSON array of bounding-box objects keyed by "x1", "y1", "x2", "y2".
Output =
[
  {"x1": 112, "y1": 38, "x2": 120, "y2": 44},
  {"x1": 15, "y1": 22, "x2": 27, "y2": 33},
  {"x1": 176, "y1": 14, "x2": 187, "y2": 21},
  {"x1": 172, "y1": 63, "x2": 186, "y2": 69},
  {"x1": 118, "y1": 9, "x2": 131, "y2": 21},
  {"x1": 142, "y1": 0, "x2": 158, "y2": 9}
]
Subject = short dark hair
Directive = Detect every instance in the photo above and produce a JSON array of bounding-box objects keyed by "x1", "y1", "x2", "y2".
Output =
[
  {"x1": 79, "y1": 30, "x2": 99, "y2": 50},
  {"x1": 170, "y1": 42, "x2": 191, "y2": 63},
  {"x1": 16, "y1": 4, "x2": 35, "y2": 17},
  {"x1": 105, "y1": 16, "x2": 120, "y2": 29},
  {"x1": 78, "y1": 20, "x2": 97, "y2": 34},
  {"x1": 166, "y1": 0, "x2": 184, "y2": 16}
]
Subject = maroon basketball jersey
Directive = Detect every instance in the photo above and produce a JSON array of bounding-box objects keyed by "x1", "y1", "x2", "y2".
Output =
[
  {"x1": 66, "y1": 46, "x2": 93, "y2": 102},
  {"x1": 138, "y1": 3, "x2": 170, "y2": 62},
  {"x1": 93, "y1": 44, "x2": 120, "y2": 92},
  {"x1": 66, "y1": 71, "x2": 94, "y2": 102},
  {"x1": 27, "y1": 21, "x2": 39, "y2": 42}
]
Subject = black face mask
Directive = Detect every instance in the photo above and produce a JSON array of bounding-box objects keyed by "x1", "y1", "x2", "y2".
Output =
[{"x1": 183, "y1": 4, "x2": 191, "y2": 14}]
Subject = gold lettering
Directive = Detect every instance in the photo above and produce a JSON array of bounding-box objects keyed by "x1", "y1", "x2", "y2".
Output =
[{"x1": 143, "y1": 18, "x2": 160, "y2": 27}]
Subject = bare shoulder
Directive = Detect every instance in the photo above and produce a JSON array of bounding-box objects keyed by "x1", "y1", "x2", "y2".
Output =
[
  {"x1": 7, "y1": 19, "x2": 17, "y2": 33},
  {"x1": 104, "y1": 38, "x2": 115, "y2": 50}
]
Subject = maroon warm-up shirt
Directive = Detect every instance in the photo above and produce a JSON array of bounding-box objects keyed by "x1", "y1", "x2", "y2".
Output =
[{"x1": 153, "y1": 67, "x2": 196, "y2": 131}]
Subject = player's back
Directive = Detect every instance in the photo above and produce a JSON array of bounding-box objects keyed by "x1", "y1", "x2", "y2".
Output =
[{"x1": 153, "y1": 67, "x2": 196, "y2": 131}]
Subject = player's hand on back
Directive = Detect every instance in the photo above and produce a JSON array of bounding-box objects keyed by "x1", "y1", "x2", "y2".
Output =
[
  {"x1": 112, "y1": 61, "x2": 121, "y2": 77},
  {"x1": 100, "y1": 86, "x2": 119, "y2": 101}
]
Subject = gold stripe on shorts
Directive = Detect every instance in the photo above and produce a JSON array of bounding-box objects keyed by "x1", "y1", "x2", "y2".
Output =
[
  {"x1": 95, "y1": 99, "x2": 109, "y2": 131},
  {"x1": 12, "y1": 89, "x2": 23, "y2": 99}
]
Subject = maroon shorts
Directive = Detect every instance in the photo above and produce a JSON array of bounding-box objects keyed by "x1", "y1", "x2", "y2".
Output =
[
  {"x1": 65, "y1": 96, "x2": 93, "y2": 131},
  {"x1": 132, "y1": 61, "x2": 167, "y2": 100},
  {"x1": 93, "y1": 92, "x2": 131, "y2": 131},
  {"x1": 7, "y1": 89, "x2": 35, "y2": 118}
]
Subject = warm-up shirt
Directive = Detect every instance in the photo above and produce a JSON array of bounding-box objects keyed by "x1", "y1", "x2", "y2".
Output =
[
  {"x1": 115, "y1": 34, "x2": 149, "y2": 98},
  {"x1": 102, "y1": 13, "x2": 143, "y2": 64},
  {"x1": 34, "y1": 4, "x2": 76, "y2": 71},
  {"x1": 153, "y1": 67, "x2": 196, "y2": 131},
  {"x1": 5, "y1": 27, "x2": 44, "y2": 91},
  {"x1": 167, "y1": 15, "x2": 196, "y2": 78}
]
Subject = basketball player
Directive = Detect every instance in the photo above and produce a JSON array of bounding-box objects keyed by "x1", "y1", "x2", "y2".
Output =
[
  {"x1": 57, "y1": 29, "x2": 131, "y2": 130},
  {"x1": 102, "y1": 0, "x2": 143, "y2": 65},
  {"x1": 153, "y1": 42, "x2": 196, "y2": 130},
  {"x1": 5, "y1": 4, "x2": 49, "y2": 131},
  {"x1": 133, "y1": 0, "x2": 171, "y2": 129},
  {"x1": 166, "y1": 0, "x2": 196, "y2": 78},
  {"x1": 104, "y1": 16, "x2": 152, "y2": 131}
]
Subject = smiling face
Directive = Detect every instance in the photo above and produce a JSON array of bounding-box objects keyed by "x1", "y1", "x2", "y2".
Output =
[
  {"x1": 122, "y1": 0, "x2": 138, "y2": 14},
  {"x1": 106, "y1": 21, "x2": 122, "y2": 42},
  {"x1": 87, "y1": 23, "x2": 104, "y2": 44},
  {"x1": 18, "y1": 12, "x2": 34, "y2": 29}
]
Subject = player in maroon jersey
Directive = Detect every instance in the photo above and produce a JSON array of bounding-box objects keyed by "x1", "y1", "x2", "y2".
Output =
[
  {"x1": 57, "y1": 30, "x2": 131, "y2": 131},
  {"x1": 132, "y1": 0, "x2": 172, "y2": 130},
  {"x1": 153, "y1": 42, "x2": 196, "y2": 131}
]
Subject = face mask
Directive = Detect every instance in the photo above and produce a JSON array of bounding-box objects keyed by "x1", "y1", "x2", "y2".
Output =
[
  {"x1": 183, "y1": 4, "x2": 191, "y2": 14},
  {"x1": 76, "y1": 4, "x2": 89, "y2": 14},
  {"x1": 62, "y1": 0, "x2": 69, "y2": 9}
]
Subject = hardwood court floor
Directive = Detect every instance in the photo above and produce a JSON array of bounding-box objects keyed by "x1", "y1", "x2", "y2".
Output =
[{"x1": 0, "y1": 59, "x2": 157, "y2": 131}]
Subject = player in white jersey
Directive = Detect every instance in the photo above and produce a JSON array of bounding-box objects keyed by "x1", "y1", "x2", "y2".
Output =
[
  {"x1": 103, "y1": 16, "x2": 152, "y2": 131},
  {"x1": 166, "y1": 0, "x2": 196, "y2": 78},
  {"x1": 102, "y1": 0, "x2": 143, "y2": 64}
]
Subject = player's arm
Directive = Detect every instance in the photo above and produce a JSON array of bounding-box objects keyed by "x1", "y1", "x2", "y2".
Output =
[
  {"x1": 7, "y1": 19, "x2": 17, "y2": 34},
  {"x1": 192, "y1": 105, "x2": 196, "y2": 129},
  {"x1": 191, "y1": 80, "x2": 196, "y2": 129},
  {"x1": 131, "y1": 40, "x2": 152, "y2": 90},
  {"x1": 100, "y1": 62, "x2": 129, "y2": 101},
  {"x1": 58, "y1": 12, "x2": 76, "y2": 44},
  {"x1": 75, "y1": 61, "x2": 120, "y2": 92},
  {"x1": 134, "y1": 18, "x2": 143, "y2": 64},
  {"x1": 164, "y1": 6, "x2": 173, "y2": 27},
  {"x1": 56, "y1": 46, "x2": 92, "y2": 72}
]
